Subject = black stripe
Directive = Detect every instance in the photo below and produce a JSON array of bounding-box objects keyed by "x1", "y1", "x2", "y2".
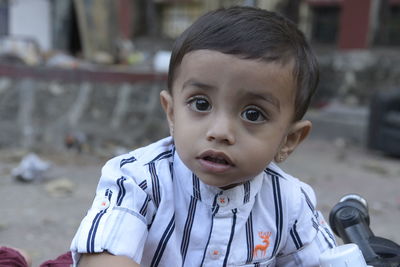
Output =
[
  {"x1": 150, "y1": 214, "x2": 175, "y2": 267},
  {"x1": 116, "y1": 177, "x2": 126, "y2": 206},
  {"x1": 321, "y1": 228, "x2": 335, "y2": 248},
  {"x1": 265, "y1": 166, "x2": 285, "y2": 257},
  {"x1": 180, "y1": 196, "x2": 198, "y2": 264},
  {"x1": 324, "y1": 226, "x2": 336, "y2": 246},
  {"x1": 192, "y1": 174, "x2": 201, "y2": 200},
  {"x1": 120, "y1": 156, "x2": 136, "y2": 168},
  {"x1": 139, "y1": 195, "x2": 151, "y2": 216},
  {"x1": 86, "y1": 210, "x2": 105, "y2": 253},
  {"x1": 211, "y1": 192, "x2": 222, "y2": 215},
  {"x1": 243, "y1": 181, "x2": 251, "y2": 204},
  {"x1": 106, "y1": 188, "x2": 113, "y2": 200},
  {"x1": 200, "y1": 194, "x2": 219, "y2": 266},
  {"x1": 293, "y1": 220, "x2": 303, "y2": 248},
  {"x1": 138, "y1": 180, "x2": 147, "y2": 190},
  {"x1": 149, "y1": 162, "x2": 161, "y2": 208},
  {"x1": 264, "y1": 168, "x2": 283, "y2": 178},
  {"x1": 290, "y1": 229, "x2": 299, "y2": 249},
  {"x1": 148, "y1": 214, "x2": 156, "y2": 230},
  {"x1": 324, "y1": 228, "x2": 336, "y2": 248},
  {"x1": 310, "y1": 204, "x2": 336, "y2": 248},
  {"x1": 169, "y1": 162, "x2": 174, "y2": 181},
  {"x1": 271, "y1": 176, "x2": 283, "y2": 257},
  {"x1": 200, "y1": 218, "x2": 214, "y2": 266},
  {"x1": 223, "y1": 209, "x2": 237, "y2": 266},
  {"x1": 290, "y1": 220, "x2": 303, "y2": 249},
  {"x1": 148, "y1": 150, "x2": 173, "y2": 164},
  {"x1": 245, "y1": 212, "x2": 254, "y2": 263},
  {"x1": 86, "y1": 189, "x2": 112, "y2": 253},
  {"x1": 315, "y1": 218, "x2": 336, "y2": 249},
  {"x1": 301, "y1": 187, "x2": 315, "y2": 211},
  {"x1": 312, "y1": 217, "x2": 319, "y2": 230}
]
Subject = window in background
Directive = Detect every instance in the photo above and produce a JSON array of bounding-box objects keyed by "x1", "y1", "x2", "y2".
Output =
[{"x1": 311, "y1": 5, "x2": 341, "y2": 44}]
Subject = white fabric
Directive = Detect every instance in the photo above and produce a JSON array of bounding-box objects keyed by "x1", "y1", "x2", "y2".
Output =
[{"x1": 71, "y1": 136, "x2": 336, "y2": 266}]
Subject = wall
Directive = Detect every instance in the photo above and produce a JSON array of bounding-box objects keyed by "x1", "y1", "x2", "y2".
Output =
[
  {"x1": 1, "y1": 50, "x2": 400, "y2": 151},
  {"x1": 0, "y1": 65, "x2": 169, "y2": 152}
]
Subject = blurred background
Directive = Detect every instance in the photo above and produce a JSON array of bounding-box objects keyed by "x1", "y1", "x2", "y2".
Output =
[{"x1": 0, "y1": 0, "x2": 399, "y2": 266}]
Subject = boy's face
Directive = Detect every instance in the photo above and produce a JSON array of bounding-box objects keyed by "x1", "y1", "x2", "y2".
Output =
[{"x1": 161, "y1": 50, "x2": 310, "y2": 188}]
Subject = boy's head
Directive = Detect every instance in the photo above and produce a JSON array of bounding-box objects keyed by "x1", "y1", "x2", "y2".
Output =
[
  {"x1": 161, "y1": 6, "x2": 318, "y2": 188},
  {"x1": 167, "y1": 6, "x2": 318, "y2": 122}
]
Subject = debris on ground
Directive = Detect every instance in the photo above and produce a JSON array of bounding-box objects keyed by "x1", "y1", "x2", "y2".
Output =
[
  {"x1": 11, "y1": 153, "x2": 51, "y2": 182},
  {"x1": 361, "y1": 161, "x2": 389, "y2": 176},
  {"x1": 44, "y1": 178, "x2": 75, "y2": 198}
]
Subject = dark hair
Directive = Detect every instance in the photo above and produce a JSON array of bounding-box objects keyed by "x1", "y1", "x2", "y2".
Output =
[{"x1": 167, "y1": 6, "x2": 319, "y2": 121}]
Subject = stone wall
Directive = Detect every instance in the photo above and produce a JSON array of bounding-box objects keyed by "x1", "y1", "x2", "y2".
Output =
[
  {"x1": 0, "y1": 65, "x2": 169, "y2": 151},
  {"x1": 1, "y1": 50, "x2": 400, "y2": 151}
]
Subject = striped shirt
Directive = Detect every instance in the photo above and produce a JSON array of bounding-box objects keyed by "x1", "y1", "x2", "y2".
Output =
[{"x1": 71, "y1": 137, "x2": 336, "y2": 266}]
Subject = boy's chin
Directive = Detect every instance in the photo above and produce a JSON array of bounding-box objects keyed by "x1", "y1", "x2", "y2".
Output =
[{"x1": 198, "y1": 175, "x2": 243, "y2": 189}]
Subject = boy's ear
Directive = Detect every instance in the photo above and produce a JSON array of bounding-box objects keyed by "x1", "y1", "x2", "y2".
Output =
[
  {"x1": 160, "y1": 90, "x2": 174, "y2": 136},
  {"x1": 275, "y1": 120, "x2": 311, "y2": 162}
]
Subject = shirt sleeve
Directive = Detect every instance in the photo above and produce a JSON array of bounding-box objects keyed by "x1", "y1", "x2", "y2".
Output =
[
  {"x1": 70, "y1": 154, "x2": 154, "y2": 264},
  {"x1": 276, "y1": 182, "x2": 337, "y2": 267}
]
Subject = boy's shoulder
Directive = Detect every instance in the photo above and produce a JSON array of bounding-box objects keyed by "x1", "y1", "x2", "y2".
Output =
[
  {"x1": 265, "y1": 162, "x2": 315, "y2": 197},
  {"x1": 263, "y1": 162, "x2": 318, "y2": 215},
  {"x1": 111, "y1": 137, "x2": 174, "y2": 166},
  {"x1": 101, "y1": 137, "x2": 174, "y2": 181},
  {"x1": 264, "y1": 162, "x2": 300, "y2": 186}
]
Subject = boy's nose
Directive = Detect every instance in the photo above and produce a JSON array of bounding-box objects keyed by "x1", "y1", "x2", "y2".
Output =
[{"x1": 206, "y1": 115, "x2": 235, "y2": 145}]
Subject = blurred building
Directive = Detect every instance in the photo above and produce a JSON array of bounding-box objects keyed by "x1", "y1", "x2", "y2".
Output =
[
  {"x1": 0, "y1": 0, "x2": 399, "y2": 59},
  {"x1": 306, "y1": 0, "x2": 400, "y2": 49},
  {"x1": 154, "y1": 0, "x2": 400, "y2": 49}
]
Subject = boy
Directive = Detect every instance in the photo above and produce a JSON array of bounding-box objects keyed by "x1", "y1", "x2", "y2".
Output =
[{"x1": 71, "y1": 6, "x2": 336, "y2": 267}]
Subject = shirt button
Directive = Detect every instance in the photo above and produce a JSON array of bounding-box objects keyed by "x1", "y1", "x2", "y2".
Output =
[
  {"x1": 217, "y1": 194, "x2": 229, "y2": 207},
  {"x1": 209, "y1": 248, "x2": 222, "y2": 259},
  {"x1": 98, "y1": 197, "x2": 110, "y2": 210}
]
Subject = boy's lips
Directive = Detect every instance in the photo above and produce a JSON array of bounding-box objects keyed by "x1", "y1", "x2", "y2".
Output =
[{"x1": 197, "y1": 150, "x2": 235, "y2": 173}]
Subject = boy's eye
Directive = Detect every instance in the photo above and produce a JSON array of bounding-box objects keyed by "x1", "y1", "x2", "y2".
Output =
[
  {"x1": 188, "y1": 97, "x2": 211, "y2": 112},
  {"x1": 241, "y1": 108, "x2": 265, "y2": 122}
]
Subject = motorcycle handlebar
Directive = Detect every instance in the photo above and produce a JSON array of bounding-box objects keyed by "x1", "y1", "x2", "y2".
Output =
[{"x1": 329, "y1": 194, "x2": 400, "y2": 267}]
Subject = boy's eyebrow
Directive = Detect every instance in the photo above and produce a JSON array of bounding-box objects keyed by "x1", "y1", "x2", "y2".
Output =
[
  {"x1": 246, "y1": 91, "x2": 281, "y2": 111},
  {"x1": 181, "y1": 79, "x2": 216, "y2": 91}
]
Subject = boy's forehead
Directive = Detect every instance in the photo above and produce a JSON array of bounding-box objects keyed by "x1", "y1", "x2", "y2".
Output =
[
  {"x1": 176, "y1": 50, "x2": 296, "y2": 86},
  {"x1": 177, "y1": 49, "x2": 296, "y2": 77},
  {"x1": 173, "y1": 50, "x2": 297, "y2": 104}
]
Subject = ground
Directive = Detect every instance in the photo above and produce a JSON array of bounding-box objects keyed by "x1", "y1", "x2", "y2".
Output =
[{"x1": 1, "y1": 137, "x2": 400, "y2": 266}]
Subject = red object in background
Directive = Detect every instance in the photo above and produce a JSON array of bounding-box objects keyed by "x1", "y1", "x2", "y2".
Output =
[
  {"x1": 117, "y1": 0, "x2": 132, "y2": 39},
  {"x1": 338, "y1": 0, "x2": 372, "y2": 50}
]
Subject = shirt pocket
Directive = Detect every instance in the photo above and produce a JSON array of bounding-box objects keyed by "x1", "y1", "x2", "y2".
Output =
[{"x1": 234, "y1": 257, "x2": 275, "y2": 267}]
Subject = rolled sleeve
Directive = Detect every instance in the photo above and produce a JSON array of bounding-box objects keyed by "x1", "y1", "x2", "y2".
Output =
[{"x1": 70, "y1": 155, "x2": 153, "y2": 264}]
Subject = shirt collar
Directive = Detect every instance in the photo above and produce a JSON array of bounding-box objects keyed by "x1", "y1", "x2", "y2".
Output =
[{"x1": 173, "y1": 151, "x2": 264, "y2": 209}]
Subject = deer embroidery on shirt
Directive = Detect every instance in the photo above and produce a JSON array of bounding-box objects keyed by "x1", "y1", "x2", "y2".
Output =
[{"x1": 253, "y1": 231, "x2": 272, "y2": 257}]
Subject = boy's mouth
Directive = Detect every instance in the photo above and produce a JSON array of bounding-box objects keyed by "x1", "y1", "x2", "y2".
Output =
[
  {"x1": 198, "y1": 150, "x2": 234, "y2": 168},
  {"x1": 203, "y1": 156, "x2": 230, "y2": 165}
]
